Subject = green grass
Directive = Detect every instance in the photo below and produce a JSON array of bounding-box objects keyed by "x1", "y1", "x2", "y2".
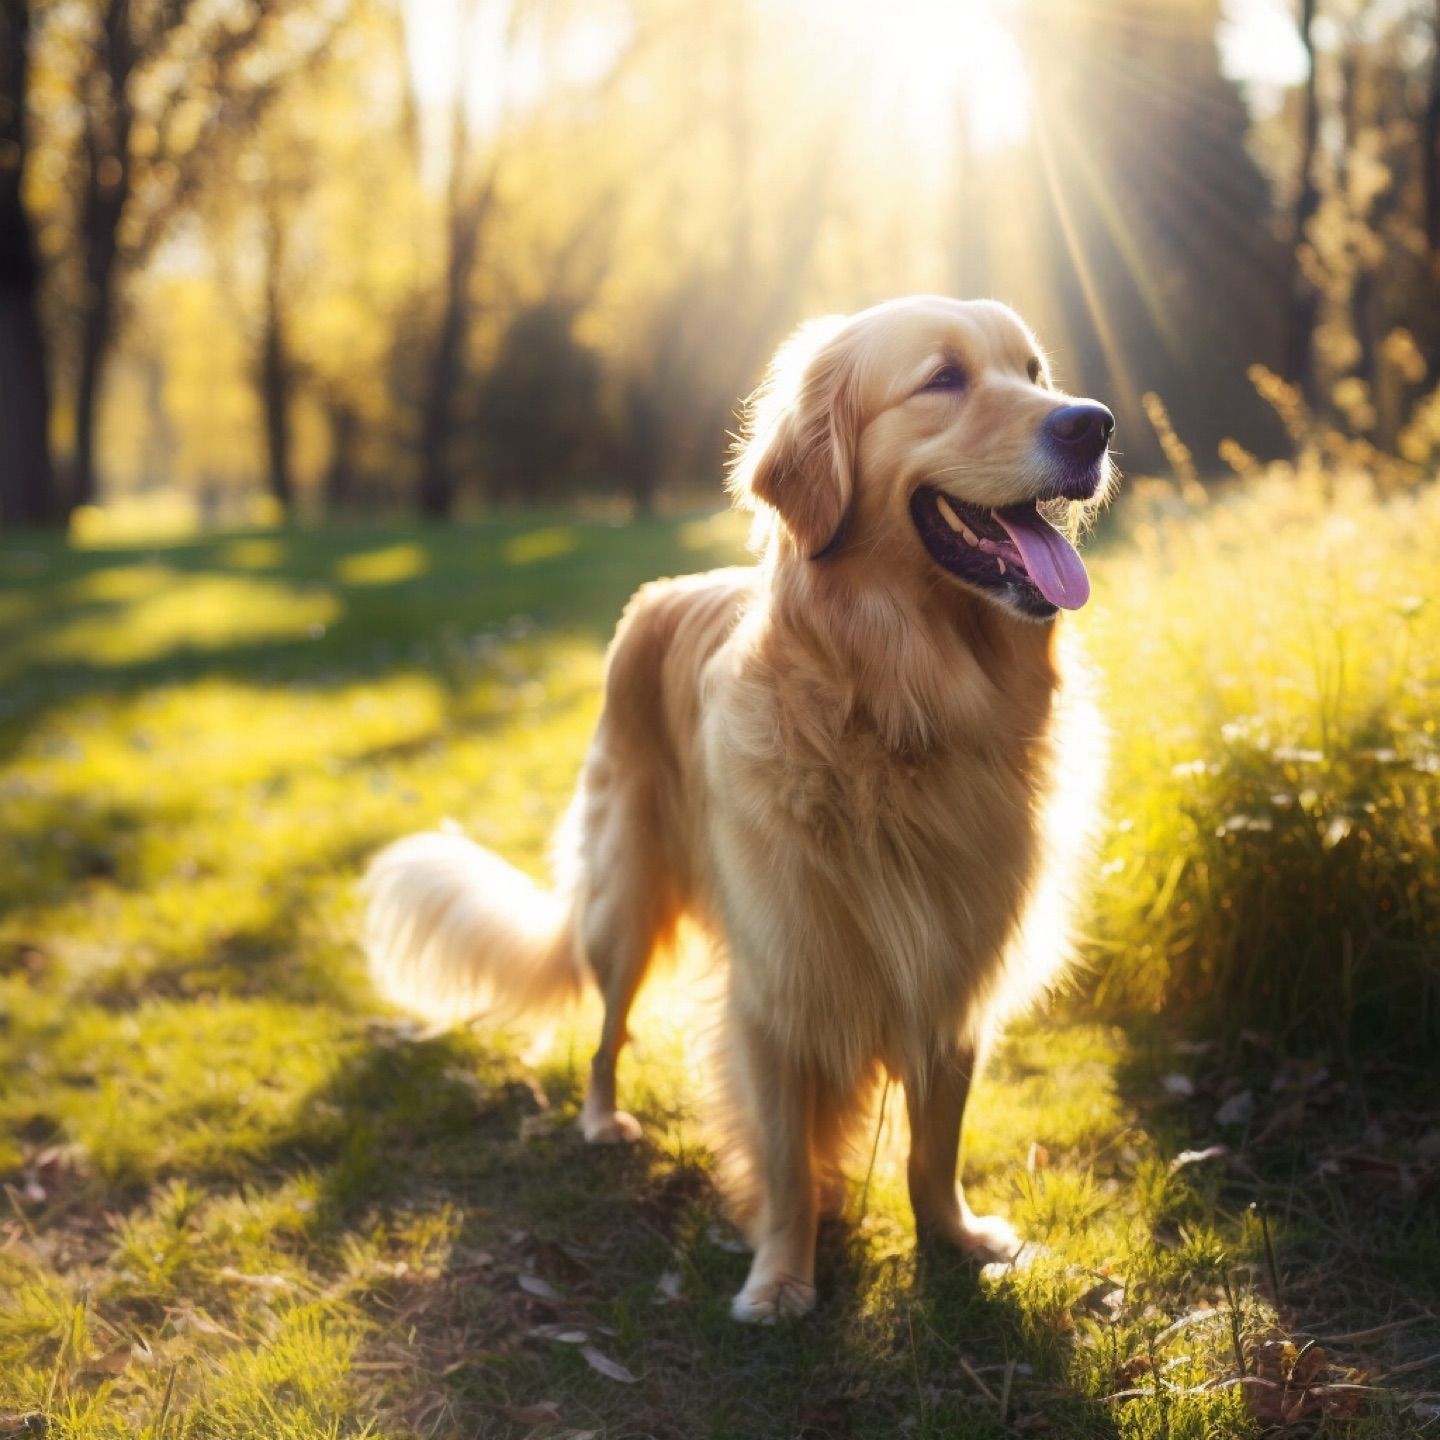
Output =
[{"x1": 1, "y1": 497, "x2": 1436, "y2": 1439}]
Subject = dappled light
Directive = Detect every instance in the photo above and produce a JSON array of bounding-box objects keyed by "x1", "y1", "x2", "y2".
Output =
[
  {"x1": 5, "y1": 498, "x2": 1438, "y2": 1435},
  {"x1": 2, "y1": 0, "x2": 1439, "y2": 1436}
]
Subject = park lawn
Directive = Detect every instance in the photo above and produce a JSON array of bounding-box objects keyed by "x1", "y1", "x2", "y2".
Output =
[{"x1": 1, "y1": 497, "x2": 1437, "y2": 1439}]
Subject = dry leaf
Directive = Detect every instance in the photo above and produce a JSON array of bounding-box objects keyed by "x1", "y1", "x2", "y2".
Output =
[
  {"x1": 528, "y1": 1324, "x2": 588, "y2": 1344},
  {"x1": 517, "y1": 1274, "x2": 565, "y2": 1302},
  {"x1": 581, "y1": 1345, "x2": 638, "y2": 1384}
]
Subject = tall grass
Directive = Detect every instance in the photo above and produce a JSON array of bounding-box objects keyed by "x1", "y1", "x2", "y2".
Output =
[{"x1": 1086, "y1": 470, "x2": 1440, "y2": 1053}]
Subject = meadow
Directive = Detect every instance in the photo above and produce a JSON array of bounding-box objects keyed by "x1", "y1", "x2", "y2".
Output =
[{"x1": 2, "y1": 482, "x2": 1438, "y2": 1439}]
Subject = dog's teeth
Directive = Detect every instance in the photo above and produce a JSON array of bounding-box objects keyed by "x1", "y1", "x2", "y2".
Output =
[
  {"x1": 997, "y1": 558, "x2": 1006, "y2": 575},
  {"x1": 936, "y1": 495, "x2": 982, "y2": 548}
]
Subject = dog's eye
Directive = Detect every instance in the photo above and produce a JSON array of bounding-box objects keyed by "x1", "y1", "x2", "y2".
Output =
[
  {"x1": 1027, "y1": 356, "x2": 1045, "y2": 385},
  {"x1": 922, "y1": 365, "x2": 967, "y2": 394}
]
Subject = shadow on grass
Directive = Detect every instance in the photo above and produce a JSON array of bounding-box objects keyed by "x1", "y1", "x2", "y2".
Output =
[
  {"x1": 0, "y1": 792, "x2": 201, "y2": 959},
  {"x1": 250, "y1": 1034, "x2": 1123, "y2": 1440},
  {"x1": 0, "y1": 515, "x2": 747, "y2": 766}
]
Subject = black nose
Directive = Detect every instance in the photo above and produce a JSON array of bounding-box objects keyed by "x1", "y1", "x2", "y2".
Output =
[{"x1": 1044, "y1": 403, "x2": 1115, "y2": 460}]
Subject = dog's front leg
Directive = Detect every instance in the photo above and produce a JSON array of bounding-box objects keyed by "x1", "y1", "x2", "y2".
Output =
[
  {"x1": 905, "y1": 1044, "x2": 1023, "y2": 1264},
  {"x1": 730, "y1": 1013, "x2": 819, "y2": 1323}
]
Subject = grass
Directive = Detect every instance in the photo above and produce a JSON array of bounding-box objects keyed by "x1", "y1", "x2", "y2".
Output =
[{"x1": 1, "y1": 493, "x2": 1437, "y2": 1439}]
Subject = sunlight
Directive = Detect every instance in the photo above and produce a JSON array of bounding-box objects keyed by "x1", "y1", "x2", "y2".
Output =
[
  {"x1": 815, "y1": 0, "x2": 1032, "y2": 155},
  {"x1": 404, "y1": 0, "x2": 629, "y2": 181}
]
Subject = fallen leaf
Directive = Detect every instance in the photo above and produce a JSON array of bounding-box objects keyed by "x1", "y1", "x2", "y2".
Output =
[
  {"x1": 653, "y1": 1270, "x2": 684, "y2": 1305},
  {"x1": 528, "y1": 1324, "x2": 588, "y2": 1344},
  {"x1": 1027, "y1": 1142, "x2": 1051, "y2": 1172},
  {"x1": 581, "y1": 1345, "x2": 638, "y2": 1383},
  {"x1": 1162, "y1": 1073, "x2": 1195, "y2": 1099},
  {"x1": 517, "y1": 1274, "x2": 565, "y2": 1302}
]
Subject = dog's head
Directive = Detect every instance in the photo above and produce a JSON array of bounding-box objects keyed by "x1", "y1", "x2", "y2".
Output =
[{"x1": 730, "y1": 296, "x2": 1116, "y2": 622}]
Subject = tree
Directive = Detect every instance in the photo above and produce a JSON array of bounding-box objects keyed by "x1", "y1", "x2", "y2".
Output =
[
  {"x1": 63, "y1": 0, "x2": 331, "y2": 514},
  {"x1": 414, "y1": 0, "x2": 508, "y2": 519},
  {"x1": 1426, "y1": 0, "x2": 1440, "y2": 250},
  {"x1": 1285, "y1": 0, "x2": 1322, "y2": 397},
  {"x1": 257, "y1": 197, "x2": 296, "y2": 510},
  {"x1": 478, "y1": 301, "x2": 603, "y2": 503},
  {"x1": 0, "y1": 0, "x2": 58, "y2": 525},
  {"x1": 1013, "y1": 0, "x2": 1289, "y2": 467}
]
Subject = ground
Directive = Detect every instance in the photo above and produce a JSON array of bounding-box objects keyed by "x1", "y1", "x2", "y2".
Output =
[{"x1": 1, "y1": 503, "x2": 1437, "y2": 1439}]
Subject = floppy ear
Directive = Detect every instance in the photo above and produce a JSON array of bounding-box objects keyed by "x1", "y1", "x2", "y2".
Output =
[{"x1": 728, "y1": 316, "x2": 859, "y2": 559}]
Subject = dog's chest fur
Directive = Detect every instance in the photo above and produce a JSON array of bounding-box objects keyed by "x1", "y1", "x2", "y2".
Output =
[{"x1": 702, "y1": 621, "x2": 1058, "y2": 1078}]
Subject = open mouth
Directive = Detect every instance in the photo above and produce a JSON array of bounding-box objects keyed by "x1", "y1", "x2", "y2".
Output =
[{"x1": 909, "y1": 486, "x2": 1090, "y2": 616}]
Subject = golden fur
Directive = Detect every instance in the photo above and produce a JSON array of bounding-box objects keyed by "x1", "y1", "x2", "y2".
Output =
[{"x1": 364, "y1": 295, "x2": 1113, "y2": 1321}]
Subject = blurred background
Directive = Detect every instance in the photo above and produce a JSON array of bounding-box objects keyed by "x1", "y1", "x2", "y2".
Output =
[
  {"x1": 3, "y1": 5, "x2": 1440, "y2": 1433},
  {"x1": 3, "y1": 0, "x2": 1439, "y2": 529}
]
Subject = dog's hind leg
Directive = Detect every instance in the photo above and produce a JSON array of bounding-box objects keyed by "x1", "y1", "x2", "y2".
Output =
[
  {"x1": 568, "y1": 757, "x2": 678, "y2": 1145},
  {"x1": 904, "y1": 1044, "x2": 1023, "y2": 1263}
]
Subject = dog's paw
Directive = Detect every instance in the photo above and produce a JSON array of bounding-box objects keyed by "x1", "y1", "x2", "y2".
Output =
[
  {"x1": 729, "y1": 1273, "x2": 817, "y2": 1324},
  {"x1": 578, "y1": 1107, "x2": 643, "y2": 1144},
  {"x1": 955, "y1": 1211, "x2": 1023, "y2": 1265}
]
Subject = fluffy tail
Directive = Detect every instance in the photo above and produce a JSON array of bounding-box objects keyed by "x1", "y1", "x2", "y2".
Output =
[{"x1": 362, "y1": 830, "x2": 582, "y2": 1025}]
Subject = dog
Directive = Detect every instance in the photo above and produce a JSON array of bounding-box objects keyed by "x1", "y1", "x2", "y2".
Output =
[{"x1": 363, "y1": 295, "x2": 1114, "y2": 1321}]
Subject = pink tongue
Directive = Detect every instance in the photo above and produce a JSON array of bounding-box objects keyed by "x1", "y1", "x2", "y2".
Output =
[{"x1": 995, "y1": 504, "x2": 1090, "y2": 610}]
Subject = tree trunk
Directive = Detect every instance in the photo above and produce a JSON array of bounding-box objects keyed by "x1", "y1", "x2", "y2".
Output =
[
  {"x1": 0, "y1": 0, "x2": 59, "y2": 526},
  {"x1": 1285, "y1": 0, "x2": 1322, "y2": 398},
  {"x1": 1425, "y1": 0, "x2": 1440, "y2": 252},
  {"x1": 71, "y1": 255, "x2": 117, "y2": 512},
  {"x1": 259, "y1": 212, "x2": 294, "y2": 511},
  {"x1": 624, "y1": 380, "x2": 660, "y2": 518},
  {"x1": 70, "y1": 0, "x2": 136, "y2": 513},
  {"x1": 416, "y1": 234, "x2": 468, "y2": 518},
  {"x1": 324, "y1": 401, "x2": 359, "y2": 513}
]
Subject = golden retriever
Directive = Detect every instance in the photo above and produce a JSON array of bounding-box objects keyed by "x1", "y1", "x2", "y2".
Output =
[{"x1": 363, "y1": 295, "x2": 1114, "y2": 1321}]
